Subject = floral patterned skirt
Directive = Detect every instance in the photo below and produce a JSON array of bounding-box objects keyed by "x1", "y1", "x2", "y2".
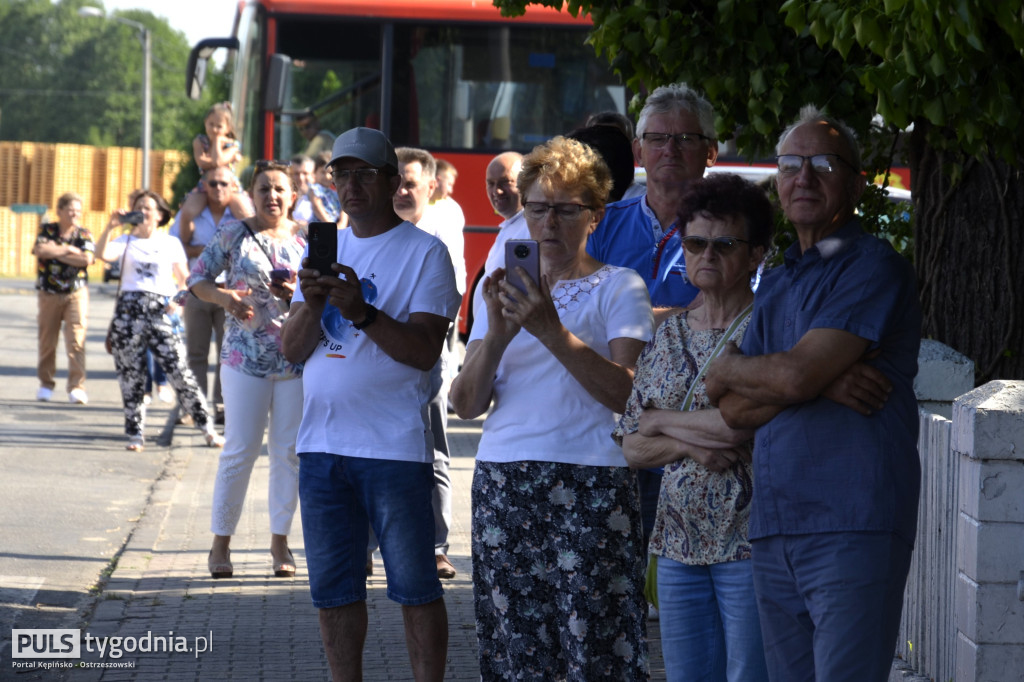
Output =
[{"x1": 471, "y1": 460, "x2": 649, "y2": 681}]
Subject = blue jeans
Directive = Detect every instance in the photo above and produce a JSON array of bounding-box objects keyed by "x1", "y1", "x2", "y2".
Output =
[
  {"x1": 298, "y1": 452, "x2": 443, "y2": 608},
  {"x1": 751, "y1": 532, "x2": 913, "y2": 682},
  {"x1": 657, "y1": 557, "x2": 768, "y2": 682}
]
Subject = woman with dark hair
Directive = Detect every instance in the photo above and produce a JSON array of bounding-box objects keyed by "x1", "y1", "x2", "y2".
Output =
[
  {"x1": 189, "y1": 160, "x2": 306, "y2": 579},
  {"x1": 96, "y1": 190, "x2": 223, "y2": 452},
  {"x1": 615, "y1": 173, "x2": 773, "y2": 682}
]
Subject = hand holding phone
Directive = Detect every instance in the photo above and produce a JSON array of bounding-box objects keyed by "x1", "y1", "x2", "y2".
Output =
[
  {"x1": 306, "y1": 222, "x2": 338, "y2": 275},
  {"x1": 119, "y1": 211, "x2": 144, "y2": 225},
  {"x1": 270, "y1": 268, "x2": 293, "y2": 283},
  {"x1": 504, "y1": 239, "x2": 540, "y2": 294}
]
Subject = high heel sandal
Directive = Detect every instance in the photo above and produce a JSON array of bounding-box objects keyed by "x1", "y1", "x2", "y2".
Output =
[
  {"x1": 208, "y1": 550, "x2": 233, "y2": 579},
  {"x1": 204, "y1": 432, "x2": 225, "y2": 448},
  {"x1": 125, "y1": 435, "x2": 145, "y2": 452},
  {"x1": 272, "y1": 549, "x2": 296, "y2": 578}
]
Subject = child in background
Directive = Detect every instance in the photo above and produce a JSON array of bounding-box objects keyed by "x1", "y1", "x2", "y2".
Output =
[
  {"x1": 306, "y1": 150, "x2": 346, "y2": 227},
  {"x1": 178, "y1": 102, "x2": 252, "y2": 243}
]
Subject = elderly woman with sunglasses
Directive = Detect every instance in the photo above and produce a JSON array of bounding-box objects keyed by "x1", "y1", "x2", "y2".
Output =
[
  {"x1": 613, "y1": 173, "x2": 773, "y2": 682},
  {"x1": 188, "y1": 160, "x2": 306, "y2": 579},
  {"x1": 451, "y1": 136, "x2": 653, "y2": 681}
]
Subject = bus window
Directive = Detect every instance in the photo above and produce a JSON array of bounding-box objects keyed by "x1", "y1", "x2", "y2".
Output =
[{"x1": 264, "y1": 17, "x2": 625, "y2": 159}]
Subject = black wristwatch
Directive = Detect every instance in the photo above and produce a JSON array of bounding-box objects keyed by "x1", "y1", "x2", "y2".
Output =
[{"x1": 353, "y1": 304, "x2": 378, "y2": 330}]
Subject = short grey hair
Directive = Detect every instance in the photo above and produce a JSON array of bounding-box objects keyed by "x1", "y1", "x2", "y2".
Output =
[
  {"x1": 635, "y1": 83, "x2": 716, "y2": 140},
  {"x1": 395, "y1": 147, "x2": 437, "y2": 178},
  {"x1": 777, "y1": 105, "x2": 862, "y2": 172}
]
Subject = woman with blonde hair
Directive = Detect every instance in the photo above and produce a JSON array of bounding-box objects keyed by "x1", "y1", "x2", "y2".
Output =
[{"x1": 451, "y1": 136, "x2": 653, "y2": 680}]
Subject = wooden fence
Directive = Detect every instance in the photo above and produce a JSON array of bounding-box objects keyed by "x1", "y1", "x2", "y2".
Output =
[{"x1": 0, "y1": 141, "x2": 187, "y2": 280}]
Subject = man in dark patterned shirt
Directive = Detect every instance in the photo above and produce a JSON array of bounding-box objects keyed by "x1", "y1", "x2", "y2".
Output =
[{"x1": 33, "y1": 192, "x2": 95, "y2": 403}]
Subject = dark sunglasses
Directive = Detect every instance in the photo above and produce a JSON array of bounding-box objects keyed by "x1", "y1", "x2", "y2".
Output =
[
  {"x1": 680, "y1": 235, "x2": 750, "y2": 255},
  {"x1": 206, "y1": 180, "x2": 230, "y2": 189}
]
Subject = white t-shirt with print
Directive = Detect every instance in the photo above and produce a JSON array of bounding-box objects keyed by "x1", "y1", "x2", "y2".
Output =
[
  {"x1": 293, "y1": 221, "x2": 461, "y2": 463},
  {"x1": 470, "y1": 264, "x2": 653, "y2": 467},
  {"x1": 106, "y1": 233, "x2": 186, "y2": 297}
]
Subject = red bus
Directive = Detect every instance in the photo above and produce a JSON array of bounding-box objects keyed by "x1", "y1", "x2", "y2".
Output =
[{"x1": 186, "y1": 0, "x2": 629, "y2": 336}]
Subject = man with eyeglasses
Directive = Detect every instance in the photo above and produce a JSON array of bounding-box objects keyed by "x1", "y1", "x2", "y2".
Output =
[
  {"x1": 283, "y1": 127, "x2": 460, "y2": 682},
  {"x1": 705, "y1": 106, "x2": 921, "y2": 682},
  {"x1": 586, "y1": 83, "x2": 719, "y2": 314},
  {"x1": 585, "y1": 85, "x2": 719, "y2": 614},
  {"x1": 393, "y1": 146, "x2": 464, "y2": 582},
  {"x1": 169, "y1": 165, "x2": 246, "y2": 427}
]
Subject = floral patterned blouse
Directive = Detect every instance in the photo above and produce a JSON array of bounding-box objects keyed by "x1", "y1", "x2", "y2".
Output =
[
  {"x1": 187, "y1": 219, "x2": 305, "y2": 380},
  {"x1": 35, "y1": 223, "x2": 94, "y2": 293},
  {"x1": 612, "y1": 311, "x2": 754, "y2": 566}
]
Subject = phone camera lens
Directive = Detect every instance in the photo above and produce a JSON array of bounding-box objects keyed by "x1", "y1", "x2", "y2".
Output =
[{"x1": 514, "y1": 244, "x2": 530, "y2": 259}]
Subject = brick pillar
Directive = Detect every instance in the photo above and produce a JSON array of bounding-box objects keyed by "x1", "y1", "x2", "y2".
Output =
[{"x1": 950, "y1": 381, "x2": 1024, "y2": 681}]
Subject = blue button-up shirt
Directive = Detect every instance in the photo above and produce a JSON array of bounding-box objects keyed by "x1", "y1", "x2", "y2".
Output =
[{"x1": 741, "y1": 220, "x2": 922, "y2": 544}]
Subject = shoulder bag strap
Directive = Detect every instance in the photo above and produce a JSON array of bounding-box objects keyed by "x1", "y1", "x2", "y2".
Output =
[
  {"x1": 680, "y1": 303, "x2": 754, "y2": 412},
  {"x1": 242, "y1": 219, "x2": 276, "y2": 267},
  {"x1": 113, "y1": 235, "x2": 130, "y2": 299}
]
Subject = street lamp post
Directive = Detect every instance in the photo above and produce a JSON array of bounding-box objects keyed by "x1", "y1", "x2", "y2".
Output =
[{"x1": 79, "y1": 6, "x2": 151, "y2": 191}]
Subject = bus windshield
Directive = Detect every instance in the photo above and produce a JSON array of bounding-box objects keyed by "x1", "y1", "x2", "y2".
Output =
[{"x1": 254, "y1": 15, "x2": 627, "y2": 159}]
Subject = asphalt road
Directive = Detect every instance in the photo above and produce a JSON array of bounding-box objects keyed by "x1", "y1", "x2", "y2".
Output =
[{"x1": 0, "y1": 279, "x2": 182, "y2": 664}]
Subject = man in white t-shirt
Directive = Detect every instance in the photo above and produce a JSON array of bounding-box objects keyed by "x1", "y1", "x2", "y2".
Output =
[
  {"x1": 282, "y1": 127, "x2": 460, "y2": 682},
  {"x1": 393, "y1": 146, "x2": 461, "y2": 581},
  {"x1": 472, "y1": 152, "x2": 527, "y2": 321}
]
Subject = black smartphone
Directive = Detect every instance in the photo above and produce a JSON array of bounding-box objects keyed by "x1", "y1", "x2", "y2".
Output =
[
  {"x1": 306, "y1": 222, "x2": 338, "y2": 275},
  {"x1": 270, "y1": 268, "x2": 292, "y2": 283},
  {"x1": 504, "y1": 239, "x2": 540, "y2": 294},
  {"x1": 119, "y1": 211, "x2": 144, "y2": 225}
]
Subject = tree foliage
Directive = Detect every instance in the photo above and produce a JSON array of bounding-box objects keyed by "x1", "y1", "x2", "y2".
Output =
[
  {"x1": 495, "y1": 0, "x2": 1024, "y2": 381},
  {"x1": 0, "y1": 0, "x2": 222, "y2": 152}
]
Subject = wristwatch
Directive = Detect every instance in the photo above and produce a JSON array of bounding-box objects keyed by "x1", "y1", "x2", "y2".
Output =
[{"x1": 353, "y1": 304, "x2": 378, "y2": 330}]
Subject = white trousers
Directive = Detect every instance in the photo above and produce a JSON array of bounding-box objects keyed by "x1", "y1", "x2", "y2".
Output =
[{"x1": 211, "y1": 365, "x2": 303, "y2": 537}]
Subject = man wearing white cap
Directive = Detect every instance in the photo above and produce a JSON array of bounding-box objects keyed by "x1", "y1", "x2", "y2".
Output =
[{"x1": 283, "y1": 127, "x2": 461, "y2": 682}]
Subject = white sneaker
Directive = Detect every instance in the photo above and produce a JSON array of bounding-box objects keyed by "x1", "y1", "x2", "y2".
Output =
[
  {"x1": 68, "y1": 389, "x2": 89, "y2": 405},
  {"x1": 157, "y1": 385, "x2": 174, "y2": 403},
  {"x1": 36, "y1": 387, "x2": 53, "y2": 402},
  {"x1": 143, "y1": 393, "x2": 153, "y2": 406}
]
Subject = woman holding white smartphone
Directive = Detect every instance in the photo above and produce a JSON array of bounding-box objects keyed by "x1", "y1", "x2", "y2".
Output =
[{"x1": 451, "y1": 136, "x2": 654, "y2": 681}]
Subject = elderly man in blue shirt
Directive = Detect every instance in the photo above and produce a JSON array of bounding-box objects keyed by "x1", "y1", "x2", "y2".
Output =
[{"x1": 705, "y1": 106, "x2": 922, "y2": 682}]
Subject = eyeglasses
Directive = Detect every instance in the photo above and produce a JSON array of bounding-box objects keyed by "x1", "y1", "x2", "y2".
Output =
[
  {"x1": 206, "y1": 180, "x2": 230, "y2": 189},
  {"x1": 680, "y1": 236, "x2": 750, "y2": 256},
  {"x1": 523, "y1": 202, "x2": 594, "y2": 221},
  {"x1": 775, "y1": 154, "x2": 858, "y2": 175},
  {"x1": 641, "y1": 132, "x2": 710, "y2": 150},
  {"x1": 330, "y1": 168, "x2": 382, "y2": 185}
]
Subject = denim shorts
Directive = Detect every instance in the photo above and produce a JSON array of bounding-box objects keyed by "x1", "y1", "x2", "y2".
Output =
[{"x1": 298, "y1": 452, "x2": 443, "y2": 608}]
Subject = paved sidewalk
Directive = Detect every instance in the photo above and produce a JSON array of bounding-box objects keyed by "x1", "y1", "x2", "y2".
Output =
[{"x1": 76, "y1": 418, "x2": 666, "y2": 680}]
